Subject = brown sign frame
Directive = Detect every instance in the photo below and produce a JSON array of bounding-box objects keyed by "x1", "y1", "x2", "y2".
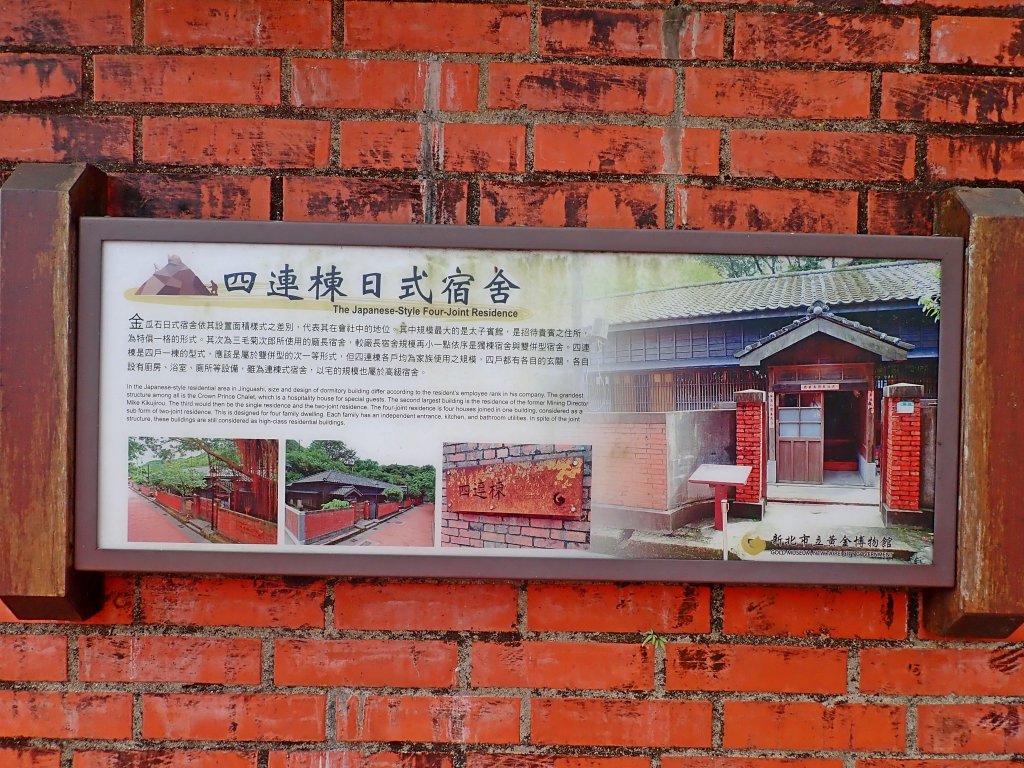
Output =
[{"x1": 74, "y1": 217, "x2": 964, "y2": 586}]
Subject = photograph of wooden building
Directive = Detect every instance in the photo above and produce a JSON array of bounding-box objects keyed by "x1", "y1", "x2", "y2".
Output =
[
  {"x1": 285, "y1": 469, "x2": 404, "y2": 513},
  {"x1": 589, "y1": 259, "x2": 939, "y2": 489},
  {"x1": 282, "y1": 441, "x2": 436, "y2": 546}
]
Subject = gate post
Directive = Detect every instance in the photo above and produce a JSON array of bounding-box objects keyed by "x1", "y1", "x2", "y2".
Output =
[
  {"x1": 734, "y1": 390, "x2": 767, "y2": 518},
  {"x1": 880, "y1": 383, "x2": 925, "y2": 526}
]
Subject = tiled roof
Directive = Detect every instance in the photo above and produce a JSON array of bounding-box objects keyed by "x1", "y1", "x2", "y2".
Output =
[
  {"x1": 736, "y1": 304, "x2": 915, "y2": 359},
  {"x1": 290, "y1": 469, "x2": 401, "y2": 491},
  {"x1": 596, "y1": 260, "x2": 940, "y2": 325}
]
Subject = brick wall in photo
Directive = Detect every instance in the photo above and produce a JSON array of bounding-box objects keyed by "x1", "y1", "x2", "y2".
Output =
[
  {"x1": 441, "y1": 443, "x2": 592, "y2": 549},
  {"x1": 2, "y1": 0, "x2": 1024, "y2": 765}
]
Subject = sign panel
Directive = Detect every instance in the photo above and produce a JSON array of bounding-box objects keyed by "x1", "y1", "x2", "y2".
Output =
[
  {"x1": 445, "y1": 455, "x2": 586, "y2": 519},
  {"x1": 76, "y1": 221, "x2": 963, "y2": 585}
]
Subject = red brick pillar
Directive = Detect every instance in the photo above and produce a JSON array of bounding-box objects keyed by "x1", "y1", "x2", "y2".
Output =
[
  {"x1": 881, "y1": 383, "x2": 923, "y2": 518},
  {"x1": 735, "y1": 390, "x2": 767, "y2": 506}
]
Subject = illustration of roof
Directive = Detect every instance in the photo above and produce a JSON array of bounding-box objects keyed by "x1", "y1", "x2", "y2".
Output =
[
  {"x1": 736, "y1": 302, "x2": 914, "y2": 365},
  {"x1": 596, "y1": 260, "x2": 940, "y2": 325},
  {"x1": 136, "y1": 255, "x2": 212, "y2": 296},
  {"x1": 288, "y1": 469, "x2": 402, "y2": 492}
]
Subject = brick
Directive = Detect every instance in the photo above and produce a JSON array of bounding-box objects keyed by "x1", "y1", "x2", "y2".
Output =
[
  {"x1": 535, "y1": 125, "x2": 718, "y2": 175},
  {"x1": 731, "y1": 130, "x2": 915, "y2": 182},
  {"x1": 931, "y1": 16, "x2": 1024, "y2": 66},
  {"x1": 927, "y1": 135, "x2": 1024, "y2": 181},
  {"x1": 480, "y1": 182, "x2": 665, "y2": 228},
  {"x1": 443, "y1": 124, "x2": 526, "y2": 173},
  {"x1": 284, "y1": 178, "x2": 425, "y2": 223},
  {"x1": 270, "y1": 754, "x2": 452, "y2": 768},
  {"x1": 919, "y1": 704, "x2": 1024, "y2": 753},
  {"x1": 275, "y1": 638, "x2": 458, "y2": 687},
  {"x1": 862, "y1": 647, "x2": 1024, "y2": 695},
  {"x1": 0, "y1": 54, "x2": 80, "y2": 100},
  {"x1": 867, "y1": 191, "x2": 933, "y2": 236},
  {"x1": 74, "y1": 752, "x2": 258, "y2": 768},
  {"x1": 78, "y1": 635, "x2": 261, "y2": 684},
  {"x1": 0, "y1": 114, "x2": 133, "y2": 162},
  {"x1": 667, "y1": 643, "x2": 847, "y2": 693},
  {"x1": 334, "y1": 582, "x2": 517, "y2": 630},
  {"x1": 341, "y1": 121, "x2": 422, "y2": 171},
  {"x1": 471, "y1": 641, "x2": 653, "y2": 690},
  {"x1": 723, "y1": 586, "x2": 907, "y2": 639},
  {"x1": 882, "y1": 73, "x2": 1024, "y2": 124},
  {"x1": 0, "y1": 635, "x2": 66, "y2": 681},
  {"x1": 441, "y1": 63, "x2": 480, "y2": 112},
  {"x1": 724, "y1": 701, "x2": 905, "y2": 752},
  {"x1": 666, "y1": 761, "x2": 841, "y2": 768},
  {"x1": 145, "y1": 0, "x2": 331, "y2": 48},
  {"x1": 884, "y1": 0, "x2": 1024, "y2": 6},
  {"x1": 685, "y1": 69, "x2": 870, "y2": 119},
  {"x1": 734, "y1": 13, "x2": 919, "y2": 63},
  {"x1": 95, "y1": 55, "x2": 280, "y2": 105},
  {"x1": 142, "y1": 693, "x2": 326, "y2": 741},
  {"x1": 528, "y1": 584, "x2": 709, "y2": 633},
  {"x1": 346, "y1": 2, "x2": 529, "y2": 53},
  {"x1": 678, "y1": 12, "x2": 727, "y2": 60},
  {"x1": 858, "y1": 762, "x2": 1024, "y2": 768},
  {"x1": 0, "y1": 749, "x2": 59, "y2": 768},
  {"x1": 340, "y1": 695, "x2": 520, "y2": 743},
  {"x1": 143, "y1": 116, "x2": 329, "y2": 168},
  {"x1": 292, "y1": 59, "x2": 426, "y2": 110},
  {"x1": 0, "y1": 691, "x2": 132, "y2": 739},
  {"x1": 489, "y1": 63, "x2": 674, "y2": 115},
  {"x1": 438, "y1": 179, "x2": 469, "y2": 225},
  {"x1": 540, "y1": 8, "x2": 725, "y2": 60},
  {"x1": 532, "y1": 698, "x2": 712, "y2": 748},
  {"x1": 0, "y1": 0, "x2": 130, "y2": 45},
  {"x1": 468, "y1": 758, "x2": 648, "y2": 768},
  {"x1": 140, "y1": 575, "x2": 326, "y2": 628},
  {"x1": 107, "y1": 174, "x2": 272, "y2": 219}
]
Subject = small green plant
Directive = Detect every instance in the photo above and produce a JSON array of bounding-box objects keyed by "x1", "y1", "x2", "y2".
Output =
[
  {"x1": 641, "y1": 630, "x2": 667, "y2": 651},
  {"x1": 321, "y1": 499, "x2": 352, "y2": 510}
]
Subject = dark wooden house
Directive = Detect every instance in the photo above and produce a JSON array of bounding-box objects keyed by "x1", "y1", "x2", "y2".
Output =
[
  {"x1": 285, "y1": 469, "x2": 403, "y2": 513},
  {"x1": 590, "y1": 260, "x2": 940, "y2": 487}
]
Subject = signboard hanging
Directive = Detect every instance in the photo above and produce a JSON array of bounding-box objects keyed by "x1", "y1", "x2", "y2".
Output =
[{"x1": 76, "y1": 220, "x2": 963, "y2": 585}]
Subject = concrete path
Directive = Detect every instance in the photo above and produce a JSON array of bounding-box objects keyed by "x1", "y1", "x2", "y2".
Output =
[
  {"x1": 769, "y1": 482, "x2": 880, "y2": 506},
  {"x1": 341, "y1": 502, "x2": 435, "y2": 547},
  {"x1": 127, "y1": 489, "x2": 209, "y2": 544}
]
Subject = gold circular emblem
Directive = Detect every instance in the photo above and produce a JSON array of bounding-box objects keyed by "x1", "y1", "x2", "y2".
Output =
[{"x1": 741, "y1": 532, "x2": 766, "y2": 556}]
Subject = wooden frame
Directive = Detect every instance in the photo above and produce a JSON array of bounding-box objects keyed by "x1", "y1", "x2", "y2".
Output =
[
  {"x1": 73, "y1": 215, "x2": 963, "y2": 588},
  {"x1": 0, "y1": 164, "x2": 106, "y2": 620}
]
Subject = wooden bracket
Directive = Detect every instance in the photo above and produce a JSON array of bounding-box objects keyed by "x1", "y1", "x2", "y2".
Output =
[
  {"x1": 0, "y1": 163, "x2": 107, "y2": 620},
  {"x1": 926, "y1": 187, "x2": 1024, "y2": 638}
]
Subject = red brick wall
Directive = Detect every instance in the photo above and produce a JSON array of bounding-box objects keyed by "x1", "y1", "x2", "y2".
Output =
[
  {"x1": 734, "y1": 395, "x2": 767, "y2": 504},
  {"x1": 213, "y1": 507, "x2": 277, "y2": 545},
  {"x1": 591, "y1": 420, "x2": 669, "y2": 510},
  {"x1": 441, "y1": 443, "x2": 592, "y2": 549},
  {"x1": 3, "y1": 0, "x2": 1023, "y2": 764},
  {"x1": 883, "y1": 396, "x2": 923, "y2": 512}
]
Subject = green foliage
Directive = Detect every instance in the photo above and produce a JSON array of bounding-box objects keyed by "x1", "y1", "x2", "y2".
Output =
[
  {"x1": 382, "y1": 487, "x2": 404, "y2": 502},
  {"x1": 919, "y1": 293, "x2": 941, "y2": 322},
  {"x1": 641, "y1": 630, "x2": 667, "y2": 651},
  {"x1": 147, "y1": 462, "x2": 205, "y2": 496},
  {"x1": 320, "y1": 498, "x2": 352, "y2": 510}
]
